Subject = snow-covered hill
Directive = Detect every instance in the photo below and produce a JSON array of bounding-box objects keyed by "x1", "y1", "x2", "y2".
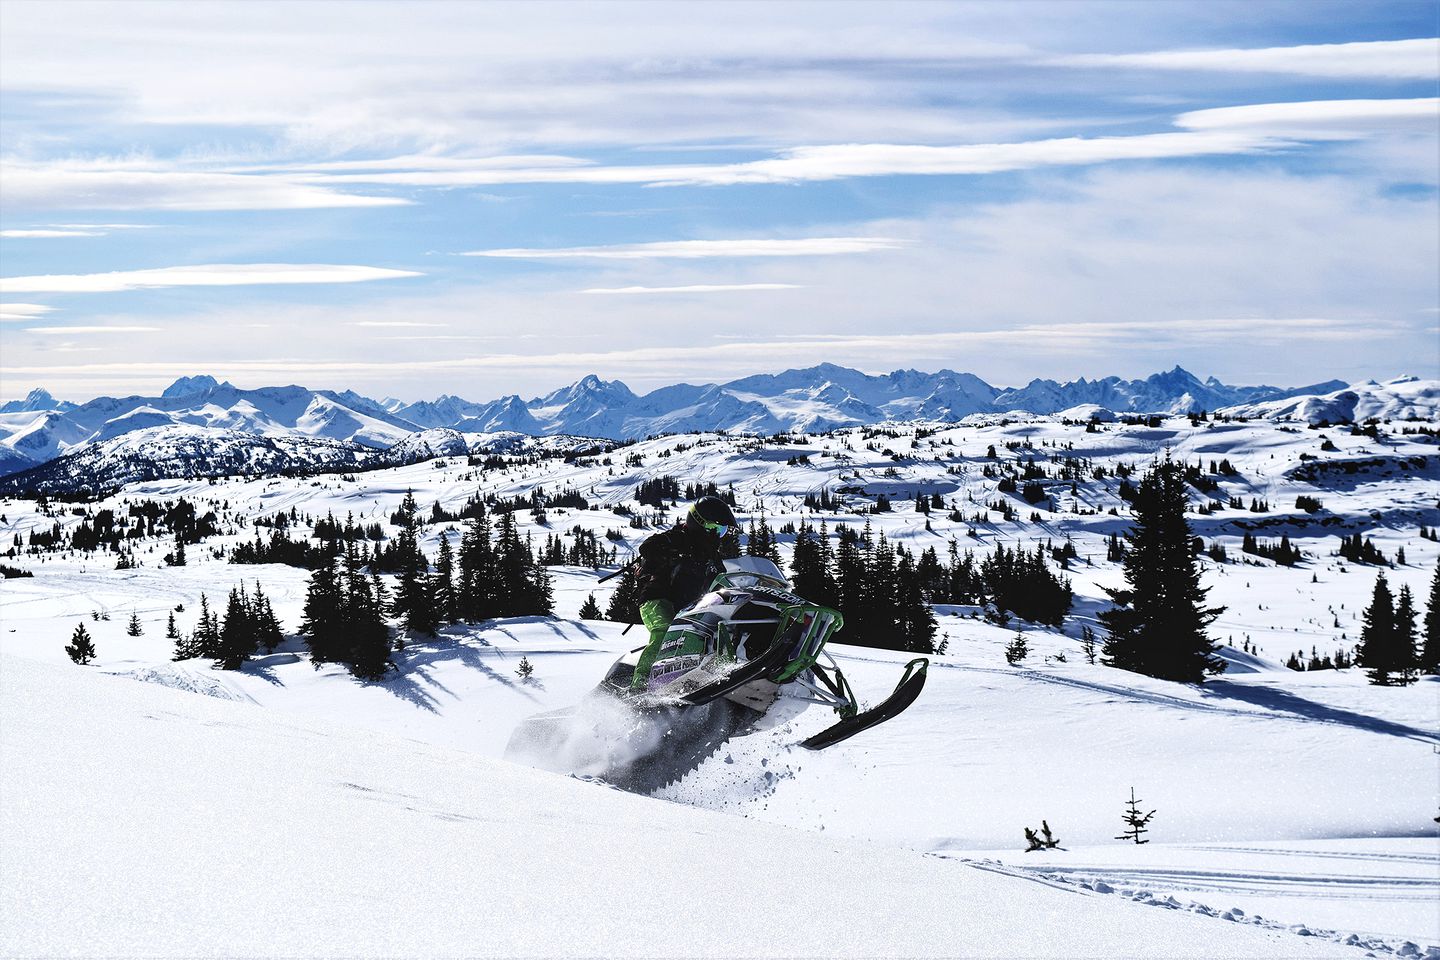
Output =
[
  {"x1": 1219, "y1": 376, "x2": 1440, "y2": 423},
  {"x1": 2, "y1": 414, "x2": 1437, "y2": 957},
  {"x1": 6, "y1": 367, "x2": 1422, "y2": 477},
  {"x1": 0, "y1": 424, "x2": 372, "y2": 494},
  {"x1": 2, "y1": 652, "x2": 1375, "y2": 959}
]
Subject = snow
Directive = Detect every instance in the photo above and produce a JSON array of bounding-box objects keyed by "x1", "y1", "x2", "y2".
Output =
[
  {"x1": 3, "y1": 413, "x2": 1438, "y2": 956},
  {"x1": 0, "y1": 653, "x2": 1373, "y2": 958}
]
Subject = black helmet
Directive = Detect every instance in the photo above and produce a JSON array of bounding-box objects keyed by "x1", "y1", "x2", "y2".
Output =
[{"x1": 688, "y1": 495, "x2": 736, "y2": 536}]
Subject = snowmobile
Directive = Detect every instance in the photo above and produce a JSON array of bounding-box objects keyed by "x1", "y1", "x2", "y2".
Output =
[{"x1": 504, "y1": 556, "x2": 928, "y2": 793}]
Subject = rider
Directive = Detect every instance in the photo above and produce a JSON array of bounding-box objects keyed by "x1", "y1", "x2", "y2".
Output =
[{"x1": 629, "y1": 494, "x2": 737, "y2": 692}]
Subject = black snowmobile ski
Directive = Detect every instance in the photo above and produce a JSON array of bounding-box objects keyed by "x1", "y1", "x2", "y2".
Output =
[{"x1": 799, "y1": 658, "x2": 928, "y2": 750}]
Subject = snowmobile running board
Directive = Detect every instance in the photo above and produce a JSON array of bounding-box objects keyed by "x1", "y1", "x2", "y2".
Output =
[
  {"x1": 674, "y1": 638, "x2": 795, "y2": 707},
  {"x1": 800, "y1": 658, "x2": 929, "y2": 750}
]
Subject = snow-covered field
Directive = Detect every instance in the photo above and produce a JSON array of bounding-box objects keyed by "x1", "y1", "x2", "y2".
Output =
[{"x1": 3, "y1": 416, "x2": 1438, "y2": 957}]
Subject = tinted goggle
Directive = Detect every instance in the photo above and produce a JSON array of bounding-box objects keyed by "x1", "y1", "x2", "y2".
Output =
[{"x1": 700, "y1": 519, "x2": 729, "y2": 537}]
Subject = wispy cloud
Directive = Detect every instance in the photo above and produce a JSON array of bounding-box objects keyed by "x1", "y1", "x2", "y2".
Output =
[
  {"x1": 1177, "y1": 98, "x2": 1440, "y2": 137},
  {"x1": 0, "y1": 302, "x2": 55, "y2": 321},
  {"x1": 0, "y1": 263, "x2": 423, "y2": 294},
  {"x1": 1049, "y1": 38, "x2": 1439, "y2": 80},
  {"x1": 0, "y1": 160, "x2": 411, "y2": 212},
  {"x1": 581, "y1": 283, "x2": 804, "y2": 294},
  {"x1": 466, "y1": 238, "x2": 904, "y2": 259},
  {"x1": 1, "y1": 223, "x2": 160, "y2": 238},
  {"x1": 1, "y1": 229, "x2": 106, "y2": 238},
  {"x1": 352, "y1": 321, "x2": 446, "y2": 328},
  {"x1": 25, "y1": 325, "x2": 162, "y2": 335}
]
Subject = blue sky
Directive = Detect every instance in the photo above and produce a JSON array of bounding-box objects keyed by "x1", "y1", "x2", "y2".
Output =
[{"x1": 1, "y1": 0, "x2": 1436, "y2": 403}]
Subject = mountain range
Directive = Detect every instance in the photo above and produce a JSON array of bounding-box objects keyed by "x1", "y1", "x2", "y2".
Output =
[{"x1": 3, "y1": 365, "x2": 1433, "y2": 487}]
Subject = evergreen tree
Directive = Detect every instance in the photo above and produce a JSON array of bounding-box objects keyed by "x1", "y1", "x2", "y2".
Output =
[
  {"x1": 790, "y1": 521, "x2": 837, "y2": 607},
  {"x1": 216, "y1": 587, "x2": 255, "y2": 670},
  {"x1": 192, "y1": 593, "x2": 221, "y2": 660},
  {"x1": 895, "y1": 550, "x2": 937, "y2": 654},
  {"x1": 126, "y1": 611, "x2": 143, "y2": 637},
  {"x1": 516, "y1": 656, "x2": 535, "y2": 683},
  {"x1": 1422, "y1": 562, "x2": 1440, "y2": 674},
  {"x1": 578, "y1": 594, "x2": 603, "y2": 620},
  {"x1": 1393, "y1": 584, "x2": 1419, "y2": 685},
  {"x1": 166, "y1": 611, "x2": 179, "y2": 641},
  {"x1": 1116, "y1": 787, "x2": 1155, "y2": 844},
  {"x1": 1357, "y1": 572, "x2": 1398, "y2": 685},
  {"x1": 391, "y1": 491, "x2": 437, "y2": 636},
  {"x1": 1005, "y1": 631, "x2": 1029, "y2": 664},
  {"x1": 300, "y1": 556, "x2": 343, "y2": 664},
  {"x1": 1099, "y1": 458, "x2": 1225, "y2": 683},
  {"x1": 432, "y1": 530, "x2": 456, "y2": 625},
  {"x1": 66, "y1": 622, "x2": 96, "y2": 664},
  {"x1": 605, "y1": 562, "x2": 644, "y2": 624},
  {"x1": 343, "y1": 543, "x2": 393, "y2": 680},
  {"x1": 457, "y1": 510, "x2": 496, "y2": 622},
  {"x1": 252, "y1": 582, "x2": 284, "y2": 653}
]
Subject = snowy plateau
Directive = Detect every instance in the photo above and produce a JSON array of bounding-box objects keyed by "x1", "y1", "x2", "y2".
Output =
[{"x1": 2, "y1": 406, "x2": 1438, "y2": 959}]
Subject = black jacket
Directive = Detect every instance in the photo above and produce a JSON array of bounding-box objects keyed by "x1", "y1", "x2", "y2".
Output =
[{"x1": 635, "y1": 521, "x2": 724, "y2": 608}]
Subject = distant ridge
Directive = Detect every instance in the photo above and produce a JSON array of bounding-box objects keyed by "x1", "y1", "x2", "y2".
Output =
[{"x1": 0, "y1": 365, "x2": 1424, "y2": 481}]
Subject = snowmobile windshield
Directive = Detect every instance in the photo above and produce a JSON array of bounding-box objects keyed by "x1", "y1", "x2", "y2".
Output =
[{"x1": 711, "y1": 556, "x2": 791, "y2": 593}]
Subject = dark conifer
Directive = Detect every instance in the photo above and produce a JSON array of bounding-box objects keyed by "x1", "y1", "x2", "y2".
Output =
[
  {"x1": 300, "y1": 557, "x2": 343, "y2": 664},
  {"x1": 1116, "y1": 787, "x2": 1155, "y2": 844},
  {"x1": 1357, "y1": 572, "x2": 1398, "y2": 685},
  {"x1": 1099, "y1": 458, "x2": 1225, "y2": 683},
  {"x1": 605, "y1": 563, "x2": 643, "y2": 624},
  {"x1": 432, "y1": 530, "x2": 456, "y2": 624},
  {"x1": 1422, "y1": 563, "x2": 1440, "y2": 674},
  {"x1": 66, "y1": 622, "x2": 96, "y2": 664},
  {"x1": 126, "y1": 611, "x2": 143, "y2": 637},
  {"x1": 578, "y1": 594, "x2": 603, "y2": 620},
  {"x1": 216, "y1": 587, "x2": 255, "y2": 670}
]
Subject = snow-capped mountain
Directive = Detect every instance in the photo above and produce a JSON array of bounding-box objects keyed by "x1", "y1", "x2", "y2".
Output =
[
  {"x1": 0, "y1": 388, "x2": 74, "y2": 414},
  {"x1": 993, "y1": 366, "x2": 1348, "y2": 417},
  {"x1": 0, "y1": 425, "x2": 371, "y2": 495},
  {"x1": 1217, "y1": 375, "x2": 1440, "y2": 423},
  {"x1": 0, "y1": 378, "x2": 420, "y2": 477},
  {"x1": 1, "y1": 367, "x2": 1429, "y2": 479}
]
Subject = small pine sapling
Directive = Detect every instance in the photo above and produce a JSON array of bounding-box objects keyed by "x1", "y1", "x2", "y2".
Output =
[
  {"x1": 1080, "y1": 625, "x2": 1097, "y2": 664},
  {"x1": 516, "y1": 656, "x2": 535, "y2": 683},
  {"x1": 1040, "y1": 820, "x2": 1060, "y2": 849},
  {"x1": 1005, "y1": 631, "x2": 1029, "y2": 665},
  {"x1": 126, "y1": 611, "x2": 143, "y2": 637},
  {"x1": 1024, "y1": 827, "x2": 1044, "y2": 852},
  {"x1": 66, "y1": 622, "x2": 96, "y2": 665},
  {"x1": 577, "y1": 594, "x2": 602, "y2": 620},
  {"x1": 1116, "y1": 787, "x2": 1156, "y2": 844}
]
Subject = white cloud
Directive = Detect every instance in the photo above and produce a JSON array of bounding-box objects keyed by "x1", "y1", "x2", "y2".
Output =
[
  {"x1": 0, "y1": 263, "x2": 423, "y2": 294},
  {"x1": 581, "y1": 284, "x2": 803, "y2": 294},
  {"x1": 466, "y1": 238, "x2": 906, "y2": 259},
  {"x1": 1050, "y1": 38, "x2": 1439, "y2": 80},
  {"x1": 0, "y1": 302, "x2": 55, "y2": 321},
  {"x1": 352, "y1": 321, "x2": 446, "y2": 327},
  {"x1": 0, "y1": 160, "x2": 411, "y2": 212},
  {"x1": 25, "y1": 325, "x2": 162, "y2": 334},
  {"x1": 1177, "y1": 98, "x2": 1440, "y2": 138},
  {"x1": 1, "y1": 229, "x2": 106, "y2": 238}
]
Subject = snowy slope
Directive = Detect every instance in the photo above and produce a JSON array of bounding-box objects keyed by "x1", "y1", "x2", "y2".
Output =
[
  {"x1": 1220, "y1": 376, "x2": 1440, "y2": 423},
  {"x1": 3, "y1": 414, "x2": 1437, "y2": 956},
  {"x1": 0, "y1": 653, "x2": 1371, "y2": 959},
  {"x1": 0, "y1": 424, "x2": 372, "y2": 494}
]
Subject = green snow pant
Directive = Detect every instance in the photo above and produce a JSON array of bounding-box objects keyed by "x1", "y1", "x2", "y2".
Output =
[{"x1": 630, "y1": 599, "x2": 676, "y2": 691}]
